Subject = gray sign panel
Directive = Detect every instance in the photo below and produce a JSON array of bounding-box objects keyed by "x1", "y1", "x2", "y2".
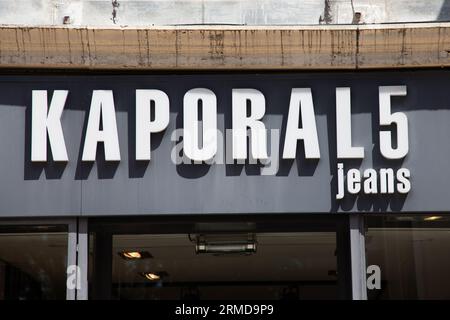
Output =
[{"x1": 0, "y1": 71, "x2": 448, "y2": 217}]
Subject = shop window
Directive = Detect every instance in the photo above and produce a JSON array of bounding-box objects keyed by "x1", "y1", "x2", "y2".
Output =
[
  {"x1": 365, "y1": 215, "x2": 450, "y2": 299},
  {"x1": 0, "y1": 225, "x2": 68, "y2": 300}
]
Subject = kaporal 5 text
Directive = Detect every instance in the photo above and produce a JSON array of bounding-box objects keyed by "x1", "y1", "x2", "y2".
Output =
[{"x1": 30, "y1": 86, "x2": 411, "y2": 199}]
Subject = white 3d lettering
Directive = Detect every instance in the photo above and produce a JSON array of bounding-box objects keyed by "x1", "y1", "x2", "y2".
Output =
[{"x1": 30, "y1": 86, "x2": 411, "y2": 198}]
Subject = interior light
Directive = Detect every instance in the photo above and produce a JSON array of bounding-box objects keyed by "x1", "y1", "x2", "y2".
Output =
[
  {"x1": 424, "y1": 216, "x2": 443, "y2": 221},
  {"x1": 196, "y1": 242, "x2": 257, "y2": 254},
  {"x1": 118, "y1": 251, "x2": 153, "y2": 260},
  {"x1": 141, "y1": 271, "x2": 168, "y2": 281},
  {"x1": 195, "y1": 234, "x2": 257, "y2": 255},
  {"x1": 124, "y1": 251, "x2": 141, "y2": 259}
]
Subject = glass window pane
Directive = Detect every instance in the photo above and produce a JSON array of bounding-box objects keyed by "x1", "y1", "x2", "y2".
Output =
[
  {"x1": 365, "y1": 215, "x2": 450, "y2": 300},
  {"x1": 0, "y1": 225, "x2": 68, "y2": 300},
  {"x1": 109, "y1": 232, "x2": 337, "y2": 300}
]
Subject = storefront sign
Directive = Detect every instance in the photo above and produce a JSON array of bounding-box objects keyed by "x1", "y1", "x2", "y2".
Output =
[
  {"x1": 30, "y1": 86, "x2": 411, "y2": 201},
  {"x1": 0, "y1": 71, "x2": 447, "y2": 216}
]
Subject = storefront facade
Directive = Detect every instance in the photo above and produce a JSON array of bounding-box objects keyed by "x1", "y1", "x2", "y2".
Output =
[{"x1": 1, "y1": 24, "x2": 450, "y2": 300}]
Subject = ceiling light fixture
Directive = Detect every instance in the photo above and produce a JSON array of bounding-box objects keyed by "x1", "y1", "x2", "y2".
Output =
[
  {"x1": 424, "y1": 216, "x2": 443, "y2": 221},
  {"x1": 195, "y1": 234, "x2": 257, "y2": 255},
  {"x1": 118, "y1": 251, "x2": 153, "y2": 260}
]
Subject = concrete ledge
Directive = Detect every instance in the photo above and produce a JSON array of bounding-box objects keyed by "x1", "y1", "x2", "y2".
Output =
[{"x1": 0, "y1": 23, "x2": 450, "y2": 70}]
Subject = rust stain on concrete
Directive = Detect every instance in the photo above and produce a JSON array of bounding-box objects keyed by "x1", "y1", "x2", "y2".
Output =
[{"x1": 0, "y1": 24, "x2": 448, "y2": 70}]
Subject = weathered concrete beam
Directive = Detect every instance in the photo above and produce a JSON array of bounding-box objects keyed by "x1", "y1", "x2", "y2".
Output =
[{"x1": 0, "y1": 23, "x2": 449, "y2": 70}]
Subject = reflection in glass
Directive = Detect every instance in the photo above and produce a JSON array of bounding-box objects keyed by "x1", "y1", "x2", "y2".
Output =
[
  {"x1": 0, "y1": 226, "x2": 68, "y2": 300},
  {"x1": 366, "y1": 215, "x2": 450, "y2": 299},
  {"x1": 110, "y1": 232, "x2": 337, "y2": 300}
]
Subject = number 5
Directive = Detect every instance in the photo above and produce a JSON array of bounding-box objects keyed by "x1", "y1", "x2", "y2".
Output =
[{"x1": 379, "y1": 86, "x2": 409, "y2": 159}]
